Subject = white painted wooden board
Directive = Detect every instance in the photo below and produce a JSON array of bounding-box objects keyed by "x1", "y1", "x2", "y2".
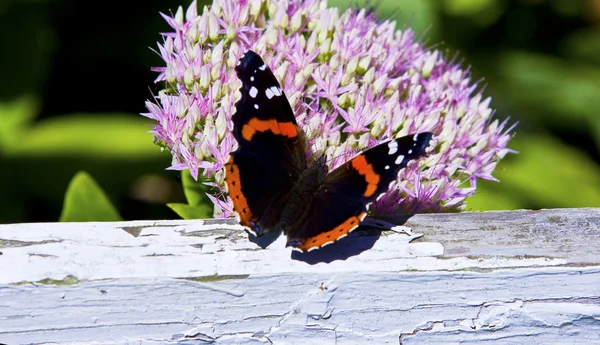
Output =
[{"x1": 1, "y1": 208, "x2": 599, "y2": 344}]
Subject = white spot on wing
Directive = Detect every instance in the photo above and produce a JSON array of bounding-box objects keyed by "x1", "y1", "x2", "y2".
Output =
[
  {"x1": 387, "y1": 141, "x2": 398, "y2": 155},
  {"x1": 413, "y1": 133, "x2": 420, "y2": 141},
  {"x1": 250, "y1": 76, "x2": 254, "y2": 82},
  {"x1": 254, "y1": 104, "x2": 259, "y2": 109},
  {"x1": 259, "y1": 64, "x2": 267, "y2": 70},
  {"x1": 249, "y1": 86, "x2": 258, "y2": 98},
  {"x1": 384, "y1": 165, "x2": 390, "y2": 170},
  {"x1": 265, "y1": 88, "x2": 275, "y2": 99},
  {"x1": 408, "y1": 149, "x2": 413, "y2": 154},
  {"x1": 395, "y1": 154, "x2": 405, "y2": 165}
]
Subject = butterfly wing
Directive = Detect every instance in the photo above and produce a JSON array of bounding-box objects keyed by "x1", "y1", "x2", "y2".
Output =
[
  {"x1": 287, "y1": 133, "x2": 433, "y2": 251},
  {"x1": 225, "y1": 50, "x2": 306, "y2": 234}
]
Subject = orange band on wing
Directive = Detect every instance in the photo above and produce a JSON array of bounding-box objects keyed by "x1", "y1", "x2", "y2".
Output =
[
  {"x1": 292, "y1": 212, "x2": 367, "y2": 251},
  {"x1": 241, "y1": 118, "x2": 298, "y2": 141},
  {"x1": 351, "y1": 156, "x2": 380, "y2": 197},
  {"x1": 224, "y1": 156, "x2": 254, "y2": 226}
]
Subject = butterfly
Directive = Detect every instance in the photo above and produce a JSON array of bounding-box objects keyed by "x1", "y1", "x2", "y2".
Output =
[{"x1": 225, "y1": 50, "x2": 432, "y2": 252}]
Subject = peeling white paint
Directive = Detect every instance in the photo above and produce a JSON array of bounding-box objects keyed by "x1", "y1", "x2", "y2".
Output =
[
  {"x1": 0, "y1": 219, "x2": 569, "y2": 284},
  {"x1": 0, "y1": 209, "x2": 599, "y2": 344}
]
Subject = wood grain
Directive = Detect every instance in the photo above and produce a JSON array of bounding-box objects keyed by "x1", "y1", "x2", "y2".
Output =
[{"x1": 1, "y1": 208, "x2": 599, "y2": 344}]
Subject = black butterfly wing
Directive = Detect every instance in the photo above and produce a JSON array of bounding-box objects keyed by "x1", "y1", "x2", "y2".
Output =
[
  {"x1": 230, "y1": 50, "x2": 300, "y2": 151},
  {"x1": 287, "y1": 133, "x2": 433, "y2": 251},
  {"x1": 225, "y1": 50, "x2": 306, "y2": 234}
]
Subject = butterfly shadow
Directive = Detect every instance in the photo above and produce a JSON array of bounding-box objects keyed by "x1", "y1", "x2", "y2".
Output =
[
  {"x1": 247, "y1": 230, "x2": 282, "y2": 249},
  {"x1": 290, "y1": 214, "x2": 414, "y2": 264}
]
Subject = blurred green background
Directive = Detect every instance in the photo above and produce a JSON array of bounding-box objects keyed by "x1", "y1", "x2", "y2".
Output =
[{"x1": 1, "y1": 0, "x2": 599, "y2": 224}]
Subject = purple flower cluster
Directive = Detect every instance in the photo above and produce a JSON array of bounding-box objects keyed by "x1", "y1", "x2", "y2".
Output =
[{"x1": 143, "y1": 0, "x2": 515, "y2": 218}]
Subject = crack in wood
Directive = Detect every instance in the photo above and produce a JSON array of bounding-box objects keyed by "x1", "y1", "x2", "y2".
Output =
[{"x1": 1, "y1": 209, "x2": 599, "y2": 344}]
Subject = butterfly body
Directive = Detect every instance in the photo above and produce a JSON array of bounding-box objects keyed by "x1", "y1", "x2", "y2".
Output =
[
  {"x1": 279, "y1": 157, "x2": 328, "y2": 235},
  {"x1": 225, "y1": 50, "x2": 433, "y2": 252}
]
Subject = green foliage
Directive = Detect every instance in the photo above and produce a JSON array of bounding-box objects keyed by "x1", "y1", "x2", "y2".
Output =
[
  {"x1": 0, "y1": 108, "x2": 171, "y2": 223},
  {"x1": 468, "y1": 134, "x2": 600, "y2": 210},
  {"x1": 503, "y1": 135, "x2": 600, "y2": 208},
  {"x1": 59, "y1": 171, "x2": 122, "y2": 222},
  {"x1": 182, "y1": 170, "x2": 211, "y2": 207},
  {"x1": 4, "y1": 113, "x2": 160, "y2": 157},
  {"x1": 327, "y1": 0, "x2": 438, "y2": 38},
  {"x1": 167, "y1": 203, "x2": 212, "y2": 220},
  {"x1": 497, "y1": 51, "x2": 600, "y2": 130},
  {"x1": 15, "y1": 115, "x2": 156, "y2": 158},
  {"x1": 595, "y1": 121, "x2": 600, "y2": 153},
  {"x1": 0, "y1": 96, "x2": 39, "y2": 152},
  {"x1": 442, "y1": 0, "x2": 499, "y2": 17},
  {"x1": 167, "y1": 171, "x2": 213, "y2": 219},
  {"x1": 562, "y1": 27, "x2": 600, "y2": 65},
  {"x1": 0, "y1": 0, "x2": 179, "y2": 223}
]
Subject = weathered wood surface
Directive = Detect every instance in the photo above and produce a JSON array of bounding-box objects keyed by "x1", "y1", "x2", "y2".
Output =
[{"x1": 1, "y1": 208, "x2": 599, "y2": 344}]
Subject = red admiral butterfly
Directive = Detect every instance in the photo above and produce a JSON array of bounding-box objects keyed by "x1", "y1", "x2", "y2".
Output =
[{"x1": 225, "y1": 50, "x2": 433, "y2": 252}]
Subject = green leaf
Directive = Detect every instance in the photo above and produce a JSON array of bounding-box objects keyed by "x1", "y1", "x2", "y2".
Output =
[
  {"x1": 468, "y1": 133, "x2": 600, "y2": 210},
  {"x1": 595, "y1": 120, "x2": 600, "y2": 153},
  {"x1": 59, "y1": 171, "x2": 122, "y2": 222},
  {"x1": 0, "y1": 95, "x2": 39, "y2": 152},
  {"x1": 4, "y1": 113, "x2": 160, "y2": 158},
  {"x1": 466, "y1": 177, "x2": 524, "y2": 211},
  {"x1": 327, "y1": 0, "x2": 438, "y2": 38},
  {"x1": 562, "y1": 27, "x2": 600, "y2": 65},
  {"x1": 167, "y1": 203, "x2": 212, "y2": 220},
  {"x1": 182, "y1": 170, "x2": 211, "y2": 206},
  {"x1": 169, "y1": 171, "x2": 213, "y2": 220},
  {"x1": 498, "y1": 52, "x2": 600, "y2": 129},
  {"x1": 442, "y1": 0, "x2": 498, "y2": 16}
]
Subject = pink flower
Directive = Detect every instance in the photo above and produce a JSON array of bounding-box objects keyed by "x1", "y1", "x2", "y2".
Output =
[{"x1": 142, "y1": 0, "x2": 515, "y2": 218}]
